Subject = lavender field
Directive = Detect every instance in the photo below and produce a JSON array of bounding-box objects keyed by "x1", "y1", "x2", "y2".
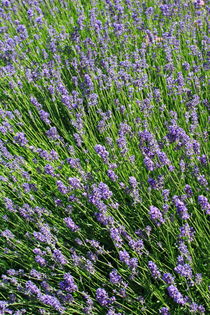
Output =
[{"x1": 0, "y1": 0, "x2": 209, "y2": 314}]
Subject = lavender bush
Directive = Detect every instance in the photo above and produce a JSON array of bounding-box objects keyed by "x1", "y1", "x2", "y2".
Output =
[{"x1": 0, "y1": 0, "x2": 209, "y2": 314}]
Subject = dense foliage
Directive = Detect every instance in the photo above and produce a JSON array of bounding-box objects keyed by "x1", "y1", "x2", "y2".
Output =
[{"x1": 0, "y1": 0, "x2": 209, "y2": 314}]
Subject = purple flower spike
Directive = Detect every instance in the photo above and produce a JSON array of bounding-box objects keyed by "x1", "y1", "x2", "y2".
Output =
[
  {"x1": 14, "y1": 132, "x2": 28, "y2": 146},
  {"x1": 148, "y1": 261, "x2": 161, "y2": 279},
  {"x1": 96, "y1": 288, "x2": 110, "y2": 306},
  {"x1": 39, "y1": 294, "x2": 65, "y2": 312},
  {"x1": 64, "y1": 217, "x2": 79, "y2": 232},
  {"x1": 60, "y1": 273, "x2": 78, "y2": 293},
  {"x1": 95, "y1": 144, "x2": 109, "y2": 162},
  {"x1": 173, "y1": 197, "x2": 190, "y2": 220},
  {"x1": 174, "y1": 263, "x2": 193, "y2": 279},
  {"x1": 167, "y1": 285, "x2": 186, "y2": 305},
  {"x1": 159, "y1": 307, "x2": 171, "y2": 315},
  {"x1": 149, "y1": 206, "x2": 165, "y2": 225},
  {"x1": 198, "y1": 195, "x2": 210, "y2": 215},
  {"x1": 109, "y1": 269, "x2": 122, "y2": 284}
]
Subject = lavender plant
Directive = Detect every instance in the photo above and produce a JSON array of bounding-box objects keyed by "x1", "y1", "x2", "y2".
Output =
[{"x1": 0, "y1": 0, "x2": 209, "y2": 314}]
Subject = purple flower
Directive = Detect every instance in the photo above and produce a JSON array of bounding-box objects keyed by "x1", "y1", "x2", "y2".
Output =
[
  {"x1": 64, "y1": 217, "x2": 79, "y2": 232},
  {"x1": 16, "y1": 24, "x2": 28, "y2": 39},
  {"x1": 33, "y1": 232, "x2": 47, "y2": 243},
  {"x1": 98, "y1": 182, "x2": 113, "y2": 199},
  {"x1": 22, "y1": 183, "x2": 36, "y2": 193},
  {"x1": 0, "y1": 301, "x2": 9, "y2": 314},
  {"x1": 195, "y1": 273, "x2": 203, "y2": 284},
  {"x1": 25, "y1": 281, "x2": 41, "y2": 296},
  {"x1": 198, "y1": 195, "x2": 210, "y2": 215},
  {"x1": 193, "y1": 0, "x2": 205, "y2": 8},
  {"x1": 129, "y1": 257, "x2": 138, "y2": 271},
  {"x1": 60, "y1": 273, "x2": 78, "y2": 293},
  {"x1": 146, "y1": 7, "x2": 154, "y2": 15},
  {"x1": 35, "y1": 255, "x2": 46, "y2": 267},
  {"x1": 174, "y1": 264, "x2": 193, "y2": 279},
  {"x1": 162, "y1": 189, "x2": 170, "y2": 201},
  {"x1": 67, "y1": 158, "x2": 81, "y2": 169},
  {"x1": 7, "y1": 269, "x2": 17, "y2": 276},
  {"x1": 4, "y1": 198, "x2": 15, "y2": 212},
  {"x1": 128, "y1": 177, "x2": 138, "y2": 189},
  {"x1": 119, "y1": 250, "x2": 130, "y2": 265},
  {"x1": 39, "y1": 110, "x2": 50, "y2": 124},
  {"x1": 109, "y1": 269, "x2": 122, "y2": 284},
  {"x1": 110, "y1": 228, "x2": 123, "y2": 247},
  {"x1": 96, "y1": 288, "x2": 111, "y2": 306},
  {"x1": 30, "y1": 270, "x2": 44, "y2": 280},
  {"x1": 167, "y1": 285, "x2": 186, "y2": 305},
  {"x1": 159, "y1": 307, "x2": 171, "y2": 315},
  {"x1": 197, "y1": 175, "x2": 208, "y2": 187},
  {"x1": 197, "y1": 305, "x2": 205, "y2": 313},
  {"x1": 148, "y1": 261, "x2": 161, "y2": 279},
  {"x1": 149, "y1": 206, "x2": 165, "y2": 225},
  {"x1": 39, "y1": 294, "x2": 65, "y2": 312},
  {"x1": 179, "y1": 224, "x2": 195, "y2": 241},
  {"x1": 190, "y1": 303, "x2": 205, "y2": 313},
  {"x1": 35, "y1": 16, "x2": 43, "y2": 25},
  {"x1": 30, "y1": 96, "x2": 42, "y2": 108},
  {"x1": 0, "y1": 176, "x2": 8, "y2": 182},
  {"x1": 107, "y1": 169, "x2": 118, "y2": 182},
  {"x1": 95, "y1": 144, "x2": 109, "y2": 162},
  {"x1": 184, "y1": 185, "x2": 193, "y2": 197},
  {"x1": 82, "y1": 292, "x2": 93, "y2": 314},
  {"x1": 52, "y1": 249, "x2": 67, "y2": 265},
  {"x1": 144, "y1": 225, "x2": 152, "y2": 237},
  {"x1": 46, "y1": 127, "x2": 60, "y2": 140},
  {"x1": 178, "y1": 242, "x2": 192, "y2": 263},
  {"x1": 156, "y1": 151, "x2": 170, "y2": 166},
  {"x1": 129, "y1": 239, "x2": 144, "y2": 253},
  {"x1": 56, "y1": 181, "x2": 68, "y2": 194},
  {"x1": 14, "y1": 132, "x2": 28, "y2": 146},
  {"x1": 44, "y1": 164, "x2": 55, "y2": 176},
  {"x1": 84, "y1": 74, "x2": 94, "y2": 91},
  {"x1": 50, "y1": 150, "x2": 59, "y2": 160},
  {"x1": 107, "y1": 308, "x2": 122, "y2": 315},
  {"x1": 144, "y1": 156, "x2": 155, "y2": 171},
  {"x1": 162, "y1": 273, "x2": 175, "y2": 284},
  {"x1": 198, "y1": 155, "x2": 207, "y2": 165},
  {"x1": 68, "y1": 177, "x2": 81, "y2": 189},
  {"x1": 88, "y1": 93, "x2": 98, "y2": 106},
  {"x1": 173, "y1": 197, "x2": 190, "y2": 220},
  {"x1": 1, "y1": 230, "x2": 15, "y2": 239}
]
